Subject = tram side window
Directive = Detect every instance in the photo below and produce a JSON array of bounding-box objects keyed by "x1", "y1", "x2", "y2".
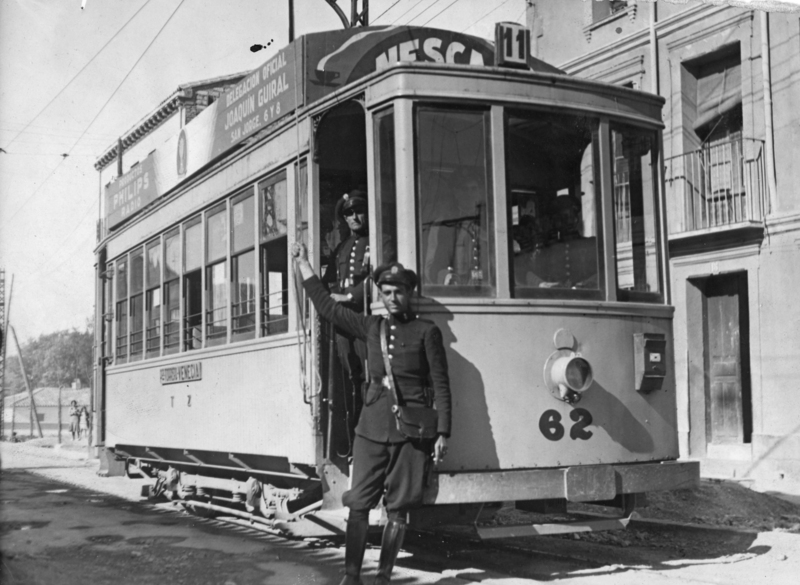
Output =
[
  {"x1": 129, "y1": 248, "x2": 145, "y2": 361},
  {"x1": 115, "y1": 258, "x2": 128, "y2": 363},
  {"x1": 417, "y1": 107, "x2": 495, "y2": 297},
  {"x1": 231, "y1": 192, "x2": 256, "y2": 341},
  {"x1": 206, "y1": 205, "x2": 228, "y2": 346},
  {"x1": 163, "y1": 229, "x2": 181, "y2": 354},
  {"x1": 260, "y1": 174, "x2": 289, "y2": 336},
  {"x1": 610, "y1": 125, "x2": 662, "y2": 302},
  {"x1": 374, "y1": 108, "x2": 397, "y2": 264},
  {"x1": 506, "y1": 111, "x2": 603, "y2": 299},
  {"x1": 183, "y1": 218, "x2": 203, "y2": 351},
  {"x1": 145, "y1": 240, "x2": 161, "y2": 358}
]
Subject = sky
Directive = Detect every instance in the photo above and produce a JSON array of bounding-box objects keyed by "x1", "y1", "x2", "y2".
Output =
[
  {"x1": 0, "y1": 0, "x2": 794, "y2": 349},
  {"x1": 0, "y1": 0, "x2": 530, "y2": 347}
]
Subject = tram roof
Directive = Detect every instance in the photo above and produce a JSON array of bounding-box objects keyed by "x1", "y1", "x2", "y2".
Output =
[{"x1": 97, "y1": 26, "x2": 597, "y2": 232}]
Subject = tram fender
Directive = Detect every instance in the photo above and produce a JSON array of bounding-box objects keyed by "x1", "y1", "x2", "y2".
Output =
[{"x1": 564, "y1": 465, "x2": 616, "y2": 502}]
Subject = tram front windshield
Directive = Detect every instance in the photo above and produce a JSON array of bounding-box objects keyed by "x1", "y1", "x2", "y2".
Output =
[
  {"x1": 417, "y1": 107, "x2": 495, "y2": 297},
  {"x1": 506, "y1": 111, "x2": 602, "y2": 299}
]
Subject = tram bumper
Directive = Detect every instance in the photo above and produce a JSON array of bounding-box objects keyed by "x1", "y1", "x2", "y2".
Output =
[{"x1": 423, "y1": 460, "x2": 700, "y2": 505}]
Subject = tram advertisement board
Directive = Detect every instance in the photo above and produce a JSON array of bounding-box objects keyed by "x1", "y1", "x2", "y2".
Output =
[
  {"x1": 105, "y1": 153, "x2": 158, "y2": 229},
  {"x1": 211, "y1": 42, "x2": 301, "y2": 158},
  {"x1": 303, "y1": 26, "x2": 494, "y2": 105}
]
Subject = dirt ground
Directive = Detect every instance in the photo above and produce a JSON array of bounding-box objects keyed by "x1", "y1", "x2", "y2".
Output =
[{"x1": 6, "y1": 438, "x2": 800, "y2": 568}]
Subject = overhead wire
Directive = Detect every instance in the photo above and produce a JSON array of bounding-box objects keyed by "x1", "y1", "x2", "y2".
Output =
[
  {"x1": 387, "y1": 0, "x2": 428, "y2": 25},
  {"x1": 405, "y1": 0, "x2": 445, "y2": 25},
  {"x1": 460, "y1": 0, "x2": 516, "y2": 33},
  {"x1": 2, "y1": 0, "x2": 187, "y2": 228},
  {"x1": 419, "y1": 0, "x2": 461, "y2": 27},
  {"x1": 370, "y1": 0, "x2": 403, "y2": 23},
  {"x1": 1, "y1": 0, "x2": 153, "y2": 151}
]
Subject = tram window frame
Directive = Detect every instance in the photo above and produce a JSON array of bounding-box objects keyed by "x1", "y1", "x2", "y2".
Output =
[
  {"x1": 114, "y1": 256, "x2": 128, "y2": 364},
  {"x1": 145, "y1": 238, "x2": 162, "y2": 358},
  {"x1": 504, "y1": 108, "x2": 605, "y2": 301},
  {"x1": 295, "y1": 161, "x2": 309, "y2": 324},
  {"x1": 415, "y1": 104, "x2": 496, "y2": 298},
  {"x1": 374, "y1": 106, "x2": 397, "y2": 265},
  {"x1": 105, "y1": 263, "x2": 113, "y2": 360},
  {"x1": 259, "y1": 171, "x2": 289, "y2": 337},
  {"x1": 206, "y1": 203, "x2": 229, "y2": 347},
  {"x1": 163, "y1": 227, "x2": 181, "y2": 355},
  {"x1": 609, "y1": 124, "x2": 664, "y2": 304},
  {"x1": 129, "y1": 247, "x2": 145, "y2": 361},
  {"x1": 231, "y1": 189, "x2": 257, "y2": 341},
  {"x1": 183, "y1": 216, "x2": 203, "y2": 351}
]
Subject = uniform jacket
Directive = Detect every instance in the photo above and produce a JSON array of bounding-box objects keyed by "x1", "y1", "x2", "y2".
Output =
[
  {"x1": 321, "y1": 233, "x2": 370, "y2": 312},
  {"x1": 303, "y1": 275, "x2": 451, "y2": 443}
]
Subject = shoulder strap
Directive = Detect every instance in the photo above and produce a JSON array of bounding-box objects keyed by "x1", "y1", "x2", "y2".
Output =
[{"x1": 380, "y1": 318, "x2": 401, "y2": 407}]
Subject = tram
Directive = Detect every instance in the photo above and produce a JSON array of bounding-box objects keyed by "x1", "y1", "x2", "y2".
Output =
[{"x1": 94, "y1": 23, "x2": 699, "y2": 538}]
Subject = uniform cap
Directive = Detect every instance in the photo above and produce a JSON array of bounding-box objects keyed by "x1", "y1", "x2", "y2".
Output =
[
  {"x1": 336, "y1": 190, "x2": 368, "y2": 218},
  {"x1": 373, "y1": 262, "x2": 418, "y2": 290}
]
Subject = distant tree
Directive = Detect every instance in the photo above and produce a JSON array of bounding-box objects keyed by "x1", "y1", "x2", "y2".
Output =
[{"x1": 3, "y1": 326, "x2": 94, "y2": 395}]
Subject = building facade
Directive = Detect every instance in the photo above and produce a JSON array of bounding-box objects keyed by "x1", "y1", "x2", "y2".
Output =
[{"x1": 528, "y1": 0, "x2": 800, "y2": 492}]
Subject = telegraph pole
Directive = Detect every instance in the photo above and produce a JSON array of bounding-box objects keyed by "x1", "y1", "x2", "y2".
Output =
[
  {"x1": 11, "y1": 326, "x2": 43, "y2": 438},
  {"x1": 0, "y1": 270, "x2": 12, "y2": 440}
]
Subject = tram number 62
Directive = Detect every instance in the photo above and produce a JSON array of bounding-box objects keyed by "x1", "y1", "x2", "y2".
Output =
[{"x1": 538, "y1": 409, "x2": 593, "y2": 441}]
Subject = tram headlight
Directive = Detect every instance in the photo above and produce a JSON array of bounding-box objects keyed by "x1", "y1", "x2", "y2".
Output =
[
  {"x1": 544, "y1": 351, "x2": 594, "y2": 404},
  {"x1": 552, "y1": 355, "x2": 593, "y2": 394}
]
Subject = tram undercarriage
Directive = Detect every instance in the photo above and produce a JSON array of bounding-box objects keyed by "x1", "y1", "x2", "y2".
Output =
[{"x1": 115, "y1": 442, "x2": 698, "y2": 539}]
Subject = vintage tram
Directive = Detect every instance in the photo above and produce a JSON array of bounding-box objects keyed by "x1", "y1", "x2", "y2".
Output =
[{"x1": 94, "y1": 24, "x2": 699, "y2": 537}]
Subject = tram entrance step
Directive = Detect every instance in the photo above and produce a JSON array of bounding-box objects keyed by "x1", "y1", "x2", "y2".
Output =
[{"x1": 476, "y1": 515, "x2": 632, "y2": 539}]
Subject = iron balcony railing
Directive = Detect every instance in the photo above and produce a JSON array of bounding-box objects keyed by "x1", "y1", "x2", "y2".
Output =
[{"x1": 664, "y1": 137, "x2": 768, "y2": 234}]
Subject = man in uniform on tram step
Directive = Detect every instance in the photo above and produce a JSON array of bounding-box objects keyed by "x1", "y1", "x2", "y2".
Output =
[
  {"x1": 322, "y1": 191, "x2": 371, "y2": 436},
  {"x1": 292, "y1": 242, "x2": 451, "y2": 585}
]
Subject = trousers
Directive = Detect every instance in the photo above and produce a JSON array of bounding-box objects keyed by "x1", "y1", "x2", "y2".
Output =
[{"x1": 342, "y1": 435, "x2": 430, "y2": 513}]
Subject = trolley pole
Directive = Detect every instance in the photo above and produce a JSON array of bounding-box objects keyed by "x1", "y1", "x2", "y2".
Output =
[
  {"x1": 11, "y1": 326, "x2": 43, "y2": 439},
  {"x1": 288, "y1": 0, "x2": 294, "y2": 42}
]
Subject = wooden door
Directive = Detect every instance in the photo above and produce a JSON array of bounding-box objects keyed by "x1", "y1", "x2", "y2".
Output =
[{"x1": 705, "y1": 274, "x2": 749, "y2": 444}]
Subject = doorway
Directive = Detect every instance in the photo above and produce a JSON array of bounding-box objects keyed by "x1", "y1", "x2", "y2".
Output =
[
  {"x1": 687, "y1": 271, "x2": 752, "y2": 456},
  {"x1": 313, "y1": 100, "x2": 368, "y2": 469}
]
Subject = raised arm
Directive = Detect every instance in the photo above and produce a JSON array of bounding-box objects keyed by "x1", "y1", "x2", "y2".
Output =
[{"x1": 291, "y1": 243, "x2": 370, "y2": 340}]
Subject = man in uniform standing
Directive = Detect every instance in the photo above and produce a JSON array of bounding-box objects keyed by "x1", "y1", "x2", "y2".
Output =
[
  {"x1": 293, "y1": 242, "x2": 451, "y2": 585},
  {"x1": 322, "y1": 191, "x2": 371, "y2": 439}
]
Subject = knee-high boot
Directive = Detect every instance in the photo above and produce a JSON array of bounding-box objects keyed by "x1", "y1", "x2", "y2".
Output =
[
  {"x1": 373, "y1": 518, "x2": 406, "y2": 585},
  {"x1": 339, "y1": 510, "x2": 369, "y2": 585}
]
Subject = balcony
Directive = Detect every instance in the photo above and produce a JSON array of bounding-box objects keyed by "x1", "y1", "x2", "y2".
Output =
[{"x1": 665, "y1": 138, "x2": 768, "y2": 255}]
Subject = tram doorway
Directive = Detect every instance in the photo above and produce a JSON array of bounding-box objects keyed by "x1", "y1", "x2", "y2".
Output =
[
  {"x1": 313, "y1": 100, "x2": 368, "y2": 470},
  {"x1": 687, "y1": 271, "x2": 752, "y2": 457}
]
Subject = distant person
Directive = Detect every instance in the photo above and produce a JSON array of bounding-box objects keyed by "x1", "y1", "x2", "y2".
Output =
[
  {"x1": 80, "y1": 406, "x2": 90, "y2": 440},
  {"x1": 68, "y1": 400, "x2": 80, "y2": 441}
]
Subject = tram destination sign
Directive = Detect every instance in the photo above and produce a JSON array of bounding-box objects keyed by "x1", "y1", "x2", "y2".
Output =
[{"x1": 160, "y1": 362, "x2": 202, "y2": 385}]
